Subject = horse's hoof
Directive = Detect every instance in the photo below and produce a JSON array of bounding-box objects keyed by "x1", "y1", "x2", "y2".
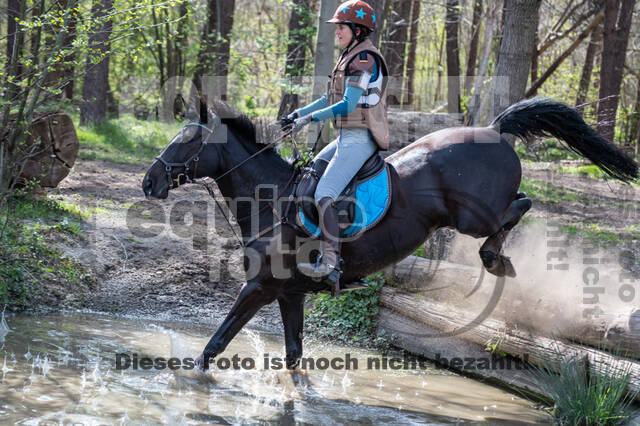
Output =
[
  {"x1": 195, "y1": 353, "x2": 209, "y2": 371},
  {"x1": 485, "y1": 255, "x2": 517, "y2": 278},
  {"x1": 500, "y1": 255, "x2": 517, "y2": 278}
]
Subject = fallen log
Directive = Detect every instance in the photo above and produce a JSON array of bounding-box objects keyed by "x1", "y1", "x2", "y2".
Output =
[
  {"x1": 13, "y1": 110, "x2": 79, "y2": 188},
  {"x1": 379, "y1": 285, "x2": 640, "y2": 400},
  {"x1": 378, "y1": 307, "x2": 547, "y2": 401},
  {"x1": 384, "y1": 255, "x2": 640, "y2": 359}
]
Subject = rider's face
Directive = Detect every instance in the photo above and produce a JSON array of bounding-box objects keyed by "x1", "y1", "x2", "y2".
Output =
[{"x1": 335, "y1": 24, "x2": 356, "y2": 49}]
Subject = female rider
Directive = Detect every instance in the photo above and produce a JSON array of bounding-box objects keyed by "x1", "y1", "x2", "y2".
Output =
[{"x1": 280, "y1": 0, "x2": 389, "y2": 295}]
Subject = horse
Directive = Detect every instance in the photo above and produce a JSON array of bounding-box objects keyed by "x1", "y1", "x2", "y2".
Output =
[{"x1": 142, "y1": 97, "x2": 638, "y2": 370}]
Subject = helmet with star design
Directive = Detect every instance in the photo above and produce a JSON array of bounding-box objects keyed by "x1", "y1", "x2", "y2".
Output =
[{"x1": 326, "y1": 0, "x2": 376, "y2": 32}]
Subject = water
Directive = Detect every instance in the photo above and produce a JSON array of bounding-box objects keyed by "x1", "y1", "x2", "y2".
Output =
[{"x1": 0, "y1": 312, "x2": 549, "y2": 424}]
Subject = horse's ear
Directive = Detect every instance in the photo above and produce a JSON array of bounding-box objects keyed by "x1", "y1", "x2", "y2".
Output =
[{"x1": 199, "y1": 96, "x2": 208, "y2": 124}]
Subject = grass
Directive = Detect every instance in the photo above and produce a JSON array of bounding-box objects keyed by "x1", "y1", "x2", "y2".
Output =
[
  {"x1": 304, "y1": 273, "x2": 389, "y2": 347},
  {"x1": 519, "y1": 178, "x2": 583, "y2": 205},
  {"x1": 0, "y1": 194, "x2": 93, "y2": 309},
  {"x1": 533, "y1": 348, "x2": 638, "y2": 425},
  {"x1": 74, "y1": 114, "x2": 182, "y2": 164}
]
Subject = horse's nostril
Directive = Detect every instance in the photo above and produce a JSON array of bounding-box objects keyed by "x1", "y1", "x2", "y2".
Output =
[{"x1": 143, "y1": 177, "x2": 153, "y2": 196}]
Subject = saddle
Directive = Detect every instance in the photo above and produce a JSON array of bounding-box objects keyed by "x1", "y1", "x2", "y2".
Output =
[{"x1": 295, "y1": 153, "x2": 392, "y2": 238}]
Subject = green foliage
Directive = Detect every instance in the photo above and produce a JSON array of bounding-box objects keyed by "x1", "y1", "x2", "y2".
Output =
[
  {"x1": 515, "y1": 139, "x2": 582, "y2": 162},
  {"x1": 534, "y1": 348, "x2": 638, "y2": 425},
  {"x1": 75, "y1": 114, "x2": 182, "y2": 163},
  {"x1": 305, "y1": 273, "x2": 387, "y2": 346},
  {"x1": 0, "y1": 195, "x2": 92, "y2": 309}
]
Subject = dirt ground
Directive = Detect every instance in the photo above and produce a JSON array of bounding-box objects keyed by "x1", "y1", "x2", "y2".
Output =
[
  {"x1": 47, "y1": 159, "x2": 283, "y2": 332},
  {"x1": 43, "y1": 158, "x2": 638, "y2": 332}
]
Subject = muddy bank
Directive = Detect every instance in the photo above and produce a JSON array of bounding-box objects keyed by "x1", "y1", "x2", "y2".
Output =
[{"x1": 46, "y1": 159, "x2": 282, "y2": 331}]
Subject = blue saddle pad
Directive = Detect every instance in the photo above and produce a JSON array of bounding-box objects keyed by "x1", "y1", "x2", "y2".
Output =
[{"x1": 297, "y1": 165, "x2": 392, "y2": 238}]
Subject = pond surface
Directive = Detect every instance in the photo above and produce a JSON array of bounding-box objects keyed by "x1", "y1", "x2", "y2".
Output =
[{"x1": 0, "y1": 312, "x2": 549, "y2": 424}]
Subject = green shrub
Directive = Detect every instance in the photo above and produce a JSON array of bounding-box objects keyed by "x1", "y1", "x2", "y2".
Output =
[{"x1": 305, "y1": 273, "x2": 386, "y2": 346}]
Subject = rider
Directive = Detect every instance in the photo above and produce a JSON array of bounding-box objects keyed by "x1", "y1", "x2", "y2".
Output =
[{"x1": 280, "y1": 0, "x2": 389, "y2": 295}]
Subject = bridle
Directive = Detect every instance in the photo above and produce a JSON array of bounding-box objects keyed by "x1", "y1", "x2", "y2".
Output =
[
  {"x1": 156, "y1": 121, "x2": 295, "y2": 189},
  {"x1": 155, "y1": 122, "x2": 214, "y2": 189},
  {"x1": 154, "y1": 120, "x2": 300, "y2": 247}
]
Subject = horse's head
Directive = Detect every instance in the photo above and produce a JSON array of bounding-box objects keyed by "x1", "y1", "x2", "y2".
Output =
[{"x1": 142, "y1": 97, "x2": 223, "y2": 199}]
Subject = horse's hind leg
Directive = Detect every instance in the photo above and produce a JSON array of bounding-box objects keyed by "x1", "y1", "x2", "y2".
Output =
[{"x1": 479, "y1": 195, "x2": 532, "y2": 277}]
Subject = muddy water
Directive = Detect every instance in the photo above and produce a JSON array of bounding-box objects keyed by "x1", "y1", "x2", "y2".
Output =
[{"x1": 0, "y1": 312, "x2": 548, "y2": 424}]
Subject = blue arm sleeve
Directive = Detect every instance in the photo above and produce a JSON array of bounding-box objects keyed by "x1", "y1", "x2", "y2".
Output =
[
  {"x1": 297, "y1": 94, "x2": 329, "y2": 117},
  {"x1": 311, "y1": 85, "x2": 364, "y2": 122}
]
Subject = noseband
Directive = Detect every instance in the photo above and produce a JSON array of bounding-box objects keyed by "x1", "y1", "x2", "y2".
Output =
[{"x1": 155, "y1": 122, "x2": 214, "y2": 189}]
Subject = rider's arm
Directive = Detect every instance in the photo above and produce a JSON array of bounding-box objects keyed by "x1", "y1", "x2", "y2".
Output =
[
  {"x1": 310, "y1": 85, "x2": 365, "y2": 122},
  {"x1": 310, "y1": 57, "x2": 378, "y2": 122},
  {"x1": 296, "y1": 94, "x2": 330, "y2": 117}
]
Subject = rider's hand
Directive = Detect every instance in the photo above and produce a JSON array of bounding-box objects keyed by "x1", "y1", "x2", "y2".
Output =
[
  {"x1": 293, "y1": 114, "x2": 313, "y2": 132},
  {"x1": 279, "y1": 111, "x2": 299, "y2": 130}
]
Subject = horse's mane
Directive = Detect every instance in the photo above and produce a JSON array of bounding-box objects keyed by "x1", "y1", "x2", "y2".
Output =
[{"x1": 208, "y1": 100, "x2": 293, "y2": 168}]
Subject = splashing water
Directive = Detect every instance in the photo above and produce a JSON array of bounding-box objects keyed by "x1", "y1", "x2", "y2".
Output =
[{"x1": 0, "y1": 313, "x2": 549, "y2": 424}]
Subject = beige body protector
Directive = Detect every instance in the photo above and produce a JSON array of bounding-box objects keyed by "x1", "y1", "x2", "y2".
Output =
[{"x1": 328, "y1": 38, "x2": 390, "y2": 150}]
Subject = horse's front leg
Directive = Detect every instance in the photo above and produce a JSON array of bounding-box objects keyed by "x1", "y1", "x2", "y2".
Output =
[
  {"x1": 277, "y1": 291, "x2": 305, "y2": 369},
  {"x1": 196, "y1": 280, "x2": 279, "y2": 369}
]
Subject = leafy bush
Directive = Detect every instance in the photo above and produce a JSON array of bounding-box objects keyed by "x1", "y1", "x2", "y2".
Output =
[
  {"x1": 0, "y1": 195, "x2": 93, "y2": 309},
  {"x1": 305, "y1": 273, "x2": 386, "y2": 346}
]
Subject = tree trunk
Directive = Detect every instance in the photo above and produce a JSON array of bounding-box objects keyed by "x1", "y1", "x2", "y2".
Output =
[
  {"x1": 528, "y1": 30, "x2": 538, "y2": 96},
  {"x1": 404, "y1": 0, "x2": 421, "y2": 107},
  {"x1": 307, "y1": 0, "x2": 338, "y2": 148},
  {"x1": 445, "y1": 0, "x2": 461, "y2": 114},
  {"x1": 5, "y1": 0, "x2": 24, "y2": 102},
  {"x1": 596, "y1": 0, "x2": 636, "y2": 142},
  {"x1": 368, "y1": 0, "x2": 388, "y2": 47},
  {"x1": 525, "y1": 9, "x2": 604, "y2": 98},
  {"x1": 278, "y1": 0, "x2": 312, "y2": 118},
  {"x1": 469, "y1": 0, "x2": 501, "y2": 125},
  {"x1": 193, "y1": 0, "x2": 236, "y2": 101},
  {"x1": 382, "y1": 0, "x2": 412, "y2": 107},
  {"x1": 464, "y1": 0, "x2": 483, "y2": 97},
  {"x1": 492, "y1": 0, "x2": 541, "y2": 118},
  {"x1": 575, "y1": 20, "x2": 603, "y2": 114},
  {"x1": 80, "y1": 0, "x2": 114, "y2": 125}
]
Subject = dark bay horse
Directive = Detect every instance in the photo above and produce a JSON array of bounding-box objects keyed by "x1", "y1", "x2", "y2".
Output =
[{"x1": 142, "y1": 97, "x2": 638, "y2": 370}]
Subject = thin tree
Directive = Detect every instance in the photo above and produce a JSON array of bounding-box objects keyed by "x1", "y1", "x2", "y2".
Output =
[
  {"x1": 307, "y1": 0, "x2": 337, "y2": 147},
  {"x1": 596, "y1": 0, "x2": 636, "y2": 142},
  {"x1": 80, "y1": 0, "x2": 115, "y2": 124},
  {"x1": 575, "y1": 21, "x2": 603, "y2": 115},
  {"x1": 404, "y1": 0, "x2": 420, "y2": 107},
  {"x1": 193, "y1": 0, "x2": 236, "y2": 101},
  {"x1": 525, "y1": 8, "x2": 604, "y2": 98},
  {"x1": 382, "y1": 0, "x2": 412, "y2": 106},
  {"x1": 464, "y1": 0, "x2": 483, "y2": 97},
  {"x1": 368, "y1": 0, "x2": 388, "y2": 47},
  {"x1": 278, "y1": 0, "x2": 312, "y2": 118},
  {"x1": 445, "y1": 0, "x2": 461, "y2": 114},
  {"x1": 492, "y1": 0, "x2": 541, "y2": 118}
]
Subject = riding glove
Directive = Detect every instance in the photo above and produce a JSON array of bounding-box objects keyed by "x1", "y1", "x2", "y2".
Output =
[
  {"x1": 292, "y1": 114, "x2": 313, "y2": 132},
  {"x1": 279, "y1": 110, "x2": 299, "y2": 130}
]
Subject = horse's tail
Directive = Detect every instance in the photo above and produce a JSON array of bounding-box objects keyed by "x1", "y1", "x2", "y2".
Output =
[{"x1": 489, "y1": 97, "x2": 638, "y2": 183}]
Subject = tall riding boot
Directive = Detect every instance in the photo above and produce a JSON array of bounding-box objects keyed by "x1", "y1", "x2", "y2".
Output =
[{"x1": 297, "y1": 197, "x2": 343, "y2": 297}]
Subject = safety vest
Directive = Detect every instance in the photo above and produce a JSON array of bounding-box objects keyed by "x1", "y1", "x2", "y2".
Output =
[{"x1": 328, "y1": 38, "x2": 390, "y2": 150}]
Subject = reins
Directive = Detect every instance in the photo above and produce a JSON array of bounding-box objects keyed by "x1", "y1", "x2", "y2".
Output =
[{"x1": 156, "y1": 121, "x2": 301, "y2": 248}]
